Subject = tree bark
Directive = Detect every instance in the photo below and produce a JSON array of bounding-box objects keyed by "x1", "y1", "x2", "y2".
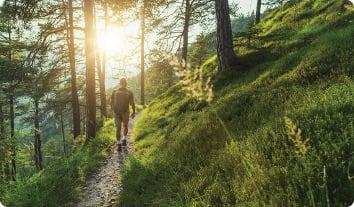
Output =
[
  {"x1": 84, "y1": 0, "x2": 96, "y2": 139},
  {"x1": 181, "y1": 0, "x2": 191, "y2": 66},
  {"x1": 9, "y1": 94, "x2": 16, "y2": 181},
  {"x1": 215, "y1": 0, "x2": 237, "y2": 71},
  {"x1": 60, "y1": 112, "x2": 66, "y2": 155},
  {"x1": 66, "y1": 0, "x2": 81, "y2": 138},
  {"x1": 140, "y1": 1, "x2": 145, "y2": 105},
  {"x1": 256, "y1": 0, "x2": 262, "y2": 24},
  {"x1": 34, "y1": 98, "x2": 43, "y2": 171}
]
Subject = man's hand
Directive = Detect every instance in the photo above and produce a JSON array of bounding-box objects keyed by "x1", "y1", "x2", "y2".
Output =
[{"x1": 131, "y1": 112, "x2": 135, "y2": 118}]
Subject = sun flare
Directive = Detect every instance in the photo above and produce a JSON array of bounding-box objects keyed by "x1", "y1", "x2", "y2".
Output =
[{"x1": 96, "y1": 23, "x2": 138, "y2": 58}]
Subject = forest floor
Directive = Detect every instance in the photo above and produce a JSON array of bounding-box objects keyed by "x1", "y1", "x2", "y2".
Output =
[{"x1": 74, "y1": 114, "x2": 139, "y2": 207}]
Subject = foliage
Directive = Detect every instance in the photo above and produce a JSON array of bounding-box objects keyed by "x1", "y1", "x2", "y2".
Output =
[
  {"x1": 118, "y1": 0, "x2": 354, "y2": 206},
  {"x1": 188, "y1": 33, "x2": 216, "y2": 69},
  {"x1": 0, "y1": 120, "x2": 116, "y2": 207},
  {"x1": 125, "y1": 50, "x2": 177, "y2": 104}
]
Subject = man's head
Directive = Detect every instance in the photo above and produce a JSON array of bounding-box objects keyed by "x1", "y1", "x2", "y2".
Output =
[{"x1": 120, "y1": 78, "x2": 127, "y2": 88}]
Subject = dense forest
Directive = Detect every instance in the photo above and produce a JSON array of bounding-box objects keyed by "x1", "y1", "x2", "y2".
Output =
[{"x1": 0, "y1": 0, "x2": 353, "y2": 206}]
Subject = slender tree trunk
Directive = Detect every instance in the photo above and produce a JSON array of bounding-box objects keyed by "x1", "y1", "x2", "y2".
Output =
[
  {"x1": 0, "y1": 103, "x2": 5, "y2": 181},
  {"x1": 9, "y1": 94, "x2": 16, "y2": 181},
  {"x1": 215, "y1": 0, "x2": 237, "y2": 71},
  {"x1": 256, "y1": 0, "x2": 262, "y2": 23},
  {"x1": 0, "y1": 103, "x2": 4, "y2": 136},
  {"x1": 4, "y1": 163, "x2": 10, "y2": 180},
  {"x1": 34, "y1": 98, "x2": 43, "y2": 171},
  {"x1": 100, "y1": 3, "x2": 108, "y2": 116},
  {"x1": 65, "y1": 0, "x2": 81, "y2": 138},
  {"x1": 95, "y1": 5, "x2": 107, "y2": 119},
  {"x1": 140, "y1": 1, "x2": 145, "y2": 105},
  {"x1": 60, "y1": 112, "x2": 66, "y2": 155},
  {"x1": 0, "y1": 165, "x2": 3, "y2": 181},
  {"x1": 181, "y1": 0, "x2": 190, "y2": 66},
  {"x1": 8, "y1": 21, "x2": 16, "y2": 181},
  {"x1": 82, "y1": 107, "x2": 86, "y2": 134},
  {"x1": 84, "y1": 0, "x2": 96, "y2": 139}
]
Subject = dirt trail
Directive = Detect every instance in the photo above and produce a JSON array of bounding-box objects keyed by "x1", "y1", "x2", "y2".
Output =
[{"x1": 74, "y1": 115, "x2": 139, "y2": 207}]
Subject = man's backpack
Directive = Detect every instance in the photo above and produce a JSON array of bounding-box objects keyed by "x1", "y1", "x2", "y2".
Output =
[{"x1": 113, "y1": 89, "x2": 131, "y2": 115}]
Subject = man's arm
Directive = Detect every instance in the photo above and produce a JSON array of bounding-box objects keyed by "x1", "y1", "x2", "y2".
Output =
[{"x1": 130, "y1": 92, "x2": 135, "y2": 118}]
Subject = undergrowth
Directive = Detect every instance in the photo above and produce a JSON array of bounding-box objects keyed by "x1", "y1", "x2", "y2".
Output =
[
  {"x1": 1, "y1": 120, "x2": 116, "y2": 207},
  {"x1": 118, "y1": 1, "x2": 354, "y2": 206}
]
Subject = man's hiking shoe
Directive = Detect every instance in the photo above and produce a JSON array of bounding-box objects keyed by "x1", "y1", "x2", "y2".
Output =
[
  {"x1": 121, "y1": 139, "x2": 127, "y2": 146},
  {"x1": 117, "y1": 143, "x2": 122, "y2": 151}
]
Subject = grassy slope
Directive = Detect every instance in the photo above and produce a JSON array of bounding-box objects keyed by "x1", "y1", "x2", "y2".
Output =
[
  {"x1": 120, "y1": 1, "x2": 354, "y2": 206},
  {"x1": 1, "y1": 121, "x2": 116, "y2": 207}
]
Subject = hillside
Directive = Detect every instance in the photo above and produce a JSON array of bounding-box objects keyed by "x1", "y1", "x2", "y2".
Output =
[{"x1": 119, "y1": 1, "x2": 354, "y2": 206}]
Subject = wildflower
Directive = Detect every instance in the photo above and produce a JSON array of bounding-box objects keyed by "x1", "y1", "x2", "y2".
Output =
[
  {"x1": 284, "y1": 116, "x2": 310, "y2": 156},
  {"x1": 168, "y1": 54, "x2": 214, "y2": 103}
]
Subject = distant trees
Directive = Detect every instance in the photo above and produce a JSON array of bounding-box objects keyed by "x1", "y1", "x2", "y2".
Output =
[
  {"x1": 215, "y1": 0, "x2": 237, "y2": 70},
  {"x1": 0, "y1": 0, "x2": 30, "y2": 180},
  {"x1": 1, "y1": 0, "x2": 89, "y2": 175},
  {"x1": 145, "y1": 50, "x2": 176, "y2": 99},
  {"x1": 29, "y1": 66, "x2": 60, "y2": 171},
  {"x1": 264, "y1": 0, "x2": 287, "y2": 7},
  {"x1": 188, "y1": 33, "x2": 216, "y2": 68}
]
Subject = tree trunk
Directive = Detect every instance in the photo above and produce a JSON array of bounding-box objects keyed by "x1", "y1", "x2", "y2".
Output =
[
  {"x1": 215, "y1": 0, "x2": 237, "y2": 71},
  {"x1": 100, "y1": 3, "x2": 108, "y2": 117},
  {"x1": 84, "y1": 0, "x2": 96, "y2": 139},
  {"x1": 181, "y1": 0, "x2": 190, "y2": 66},
  {"x1": 34, "y1": 98, "x2": 43, "y2": 171},
  {"x1": 66, "y1": 0, "x2": 81, "y2": 138},
  {"x1": 95, "y1": 5, "x2": 107, "y2": 119},
  {"x1": 60, "y1": 112, "x2": 66, "y2": 155},
  {"x1": 140, "y1": 1, "x2": 145, "y2": 105},
  {"x1": 8, "y1": 22, "x2": 16, "y2": 181},
  {"x1": 0, "y1": 165, "x2": 3, "y2": 181},
  {"x1": 0, "y1": 102, "x2": 4, "y2": 136},
  {"x1": 4, "y1": 163, "x2": 10, "y2": 180},
  {"x1": 9, "y1": 94, "x2": 16, "y2": 181},
  {"x1": 256, "y1": 0, "x2": 262, "y2": 23},
  {"x1": 0, "y1": 103, "x2": 6, "y2": 181}
]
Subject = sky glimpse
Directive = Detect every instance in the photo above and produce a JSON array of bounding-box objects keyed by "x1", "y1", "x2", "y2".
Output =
[
  {"x1": 233, "y1": 0, "x2": 258, "y2": 14},
  {"x1": 0, "y1": 0, "x2": 259, "y2": 14}
]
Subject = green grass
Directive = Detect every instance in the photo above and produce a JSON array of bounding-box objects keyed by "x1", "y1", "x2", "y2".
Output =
[
  {"x1": 1, "y1": 120, "x2": 116, "y2": 207},
  {"x1": 118, "y1": 1, "x2": 354, "y2": 206}
]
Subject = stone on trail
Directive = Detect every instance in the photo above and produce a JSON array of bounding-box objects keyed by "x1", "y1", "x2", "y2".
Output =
[{"x1": 73, "y1": 114, "x2": 139, "y2": 207}]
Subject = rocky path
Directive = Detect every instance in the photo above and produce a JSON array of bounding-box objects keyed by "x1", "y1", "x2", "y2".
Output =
[{"x1": 74, "y1": 115, "x2": 138, "y2": 207}]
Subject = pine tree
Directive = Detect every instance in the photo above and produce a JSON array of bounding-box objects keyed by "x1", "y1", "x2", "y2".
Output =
[
  {"x1": 64, "y1": 0, "x2": 81, "y2": 138},
  {"x1": 215, "y1": 0, "x2": 237, "y2": 70},
  {"x1": 83, "y1": 0, "x2": 97, "y2": 139}
]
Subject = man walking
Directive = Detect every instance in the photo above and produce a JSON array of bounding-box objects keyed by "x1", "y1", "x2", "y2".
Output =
[{"x1": 111, "y1": 78, "x2": 135, "y2": 151}]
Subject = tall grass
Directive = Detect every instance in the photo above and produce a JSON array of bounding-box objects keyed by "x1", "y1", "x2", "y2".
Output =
[
  {"x1": 1, "y1": 120, "x2": 116, "y2": 207},
  {"x1": 118, "y1": 0, "x2": 354, "y2": 206}
]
